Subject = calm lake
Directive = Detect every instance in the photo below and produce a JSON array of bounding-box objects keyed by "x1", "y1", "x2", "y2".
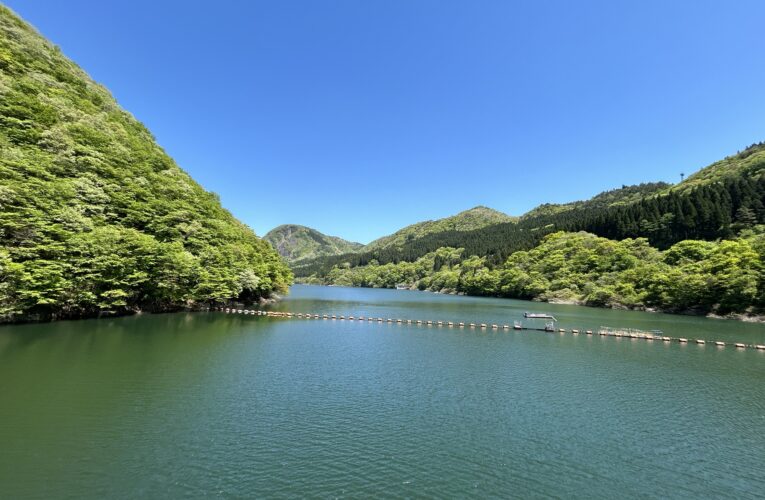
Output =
[{"x1": 1, "y1": 285, "x2": 764, "y2": 498}]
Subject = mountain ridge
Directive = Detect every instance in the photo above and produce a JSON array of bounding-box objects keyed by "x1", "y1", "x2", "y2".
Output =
[
  {"x1": 264, "y1": 224, "x2": 363, "y2": 263},
  {"x1": 520, "y1": 182, "x2": 671, "y2": 219},
  {"x1": 292, "y1": 141, "x2": 764, "y2": 278},
  {"x1": 362, "y1": 206, "x2": 517, "y2": 252}
]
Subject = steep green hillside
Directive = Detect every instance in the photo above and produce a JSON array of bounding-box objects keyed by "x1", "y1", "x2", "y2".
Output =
[
  {"x1": 521, "y1": 182, "x2": 670, "y2": 219},
  {"x1": 672, "y1": 142, "x2": 765, "y2": 192},
  {"x1": 364, "y1": 206, "x2": 516, "y2": 251},
  {"x1": 265, "y1": 224, "x2": 362, "y2": 262},
  {"x1": 315, "y1": 229, "x2": 765, "y2": 316},
  {"x1": 520, "y1": 143, "x2": 764, "y2": 220},
  {"x1": 0, "y1": 6, "x2": 291, "y2": 322}
]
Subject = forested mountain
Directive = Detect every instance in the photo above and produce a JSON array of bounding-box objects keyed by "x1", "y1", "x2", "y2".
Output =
[
  {"x1": 673, "y1": 142, "x2": 765, "y2": 193},
  {"x1": 296, "y1": 143, "x2": 765, "y2": 317},
  {"x1": 289, "y1": 206, "x2": 520, "y2": 275},
  {"x1": 364, "y1": 206, "x2": 516, "y2": 251},
  {"x1": 313, "y1": 229, "x2": 765, "y2": 316},
  {"x1": 521, "y1": 182, "x2": 670, "y2": 219},
  {"x1": 0, "y1": 6, "x2": 292, "y2": 322},
  {"x1": 295, "y1": 166, "x2": 764, "y2": 277},
  {"x1": 265, "y1": 224, "x2": 363, "y2": 262}
]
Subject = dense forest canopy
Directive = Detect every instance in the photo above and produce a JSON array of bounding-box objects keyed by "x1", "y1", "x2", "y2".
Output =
[
  {"x1": 0, "y1": 6, "x2": 292, "y2": 322},
  {"x1": 307, "y1": 229, "x2": 765, "y2": 316},
  {"x1": 295, "y1": 143, "x2": 765, "y2": 316},
  {"x1": 520, "y1": 182, "x2": 670, "y2": 219},
  {"x1": 362, "y1": 206, "x2": 517, "y2": 252},
  {"x1": 295, "y1": 144, "x2": 765, "y2": 276}
]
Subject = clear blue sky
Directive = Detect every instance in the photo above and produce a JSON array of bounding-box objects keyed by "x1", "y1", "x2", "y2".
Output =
[{"x1": 6, "y1": 0, "x2": 764, "y2": 244}]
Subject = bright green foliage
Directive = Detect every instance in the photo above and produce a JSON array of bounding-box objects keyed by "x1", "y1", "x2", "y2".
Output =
[
  {"x1": 296, "y1": 144, "x2": 764, "y2": 276},
  {"x1": 363, "y1": 206, "x2": 517, "y2": 252},
  {"x1": 0, "y1": 7, "x2": 291, "y2": 322},
  {"x1": 672, "y1": 142, "x2": 765, "y2": 193},
  {"x1": 315, "y1": 230, "x2": 765, "y2": 316},
  {"x1": 521, "y1": 182, "x2": 670, "y2": 219},
  {"x1": 264, "y1": 224, "x2": 363, "y2": 263}
]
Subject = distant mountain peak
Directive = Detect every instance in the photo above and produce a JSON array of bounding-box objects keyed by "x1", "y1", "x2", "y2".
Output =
[
  {"x1": 264, "y1": 225, "x2": 362, "y2": 263},
  {"x1": 459, "y1": 205, "x2": 510, "y2": 216},
  {"x1": 363, "y1": 205, "x2": 516, "y2": 252}
]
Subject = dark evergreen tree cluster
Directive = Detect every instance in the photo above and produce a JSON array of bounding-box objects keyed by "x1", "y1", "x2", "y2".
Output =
[{"x1": 534, "y1": 175, "x2": 765, "y2": 247}]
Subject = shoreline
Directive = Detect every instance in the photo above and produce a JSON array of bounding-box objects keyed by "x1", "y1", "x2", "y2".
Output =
[
  {"x1": 0, "y1": 295, "x2": 283, "y2": 326},
  {"x1": 544, "y1": 298, "x2": 765, "y2": 323},
  {"x1": 298, "y1": 282, "x2": 765, "y2": 324},
  {"x1": 3, "y1": 283, "x2": 763, "y2": 325}
]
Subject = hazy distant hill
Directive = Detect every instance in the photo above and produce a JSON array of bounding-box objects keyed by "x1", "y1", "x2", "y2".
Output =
[{"x1": 265, "y1": 225, "x2": 363, "y2": 263}]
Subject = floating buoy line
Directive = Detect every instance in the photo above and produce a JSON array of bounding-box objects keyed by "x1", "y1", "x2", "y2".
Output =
[{"x1": 215, "y1": 308, "x2": 765, "y2": 351}]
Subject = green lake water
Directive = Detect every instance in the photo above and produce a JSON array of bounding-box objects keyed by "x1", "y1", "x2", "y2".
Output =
[{"x1": 1, "y1": 285, "x2": 764, "y2": 498}]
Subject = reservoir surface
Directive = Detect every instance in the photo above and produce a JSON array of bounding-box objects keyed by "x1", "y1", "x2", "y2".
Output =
[{"x1": 1, "y1": 285, "x2": 764, "y2": 498}]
